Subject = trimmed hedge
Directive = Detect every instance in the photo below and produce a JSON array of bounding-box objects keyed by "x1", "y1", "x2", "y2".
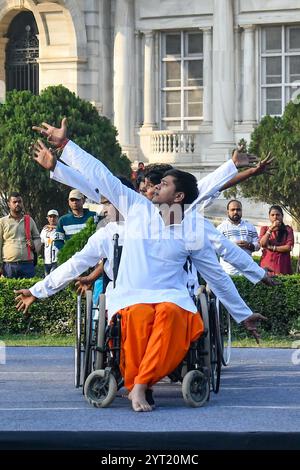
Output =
[
  {"x1": 232, "y1": 274, "x2": 300, "y2": 337},
  {"x1": 0, "y1": 278, "x2": 77, "y2": 335},
  {"x1": 0, "y1": 275, "x2": 299, "y2": 337}
]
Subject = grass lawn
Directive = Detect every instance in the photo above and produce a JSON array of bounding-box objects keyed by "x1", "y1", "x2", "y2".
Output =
[
  {"x1": 231, "y1": 336, "x2": 297, "y2": 348},
  {"x1": 1, "y1": 333, "x2": 297, "y2": 348},
  {"x1": 1, "y1": 334, "x2": 74, "y2": 346}
]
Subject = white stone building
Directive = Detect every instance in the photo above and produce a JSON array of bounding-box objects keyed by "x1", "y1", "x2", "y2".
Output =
[{"x1": 0, "y1": 1, "x2": 300, "y2": 238}]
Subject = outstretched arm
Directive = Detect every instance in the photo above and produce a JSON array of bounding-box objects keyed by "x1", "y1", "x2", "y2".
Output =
[
  {"x1": 191, "y1": 148, "x2": 259, "y2": 210},
  {"x1": 190, "y1": 242, "x2": 254, "y2": 324},
  {"x1": 51, "y1": 161, "x2": 102, "y2": 203},
  {"x1": 14, "y1": 228, "x2": 110, "y2": 313},
  {"x1": 204, "y1": 219, "x2": 267, "y2": 284},
  {"x1": 221, "y1": 152, "x2": 275, "y2": 191},
  {"x1": 15, "y1": 290, "x2": 37, "y2": 314},
  {"x1": 32, "y1": 124, "x2": 145, "y2": 217},
  {"x1": 75, "y1": 261, "x2": 104, "y2": 295},
  {"x1": 59, "y1": 141, "x2": 144, "y2": 217},
  {"x1": 32, "y1": 140, "x2": 102, "y2": 203},
  {"x1": 191, "y1": 244, "x2": 267, "y2": 342},
  {"x1": 32, "y1": 117, "x2": 68, "y2": 148}
]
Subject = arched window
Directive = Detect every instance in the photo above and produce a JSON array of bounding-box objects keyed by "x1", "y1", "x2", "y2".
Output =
[{"x1": 5, "y1": 11, "x2": 39, "y2": 94}]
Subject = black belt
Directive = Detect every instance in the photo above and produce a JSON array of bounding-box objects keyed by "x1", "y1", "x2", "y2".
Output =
[{"x1": 4, "y1": 260, "x2": 33, "y2": 265}]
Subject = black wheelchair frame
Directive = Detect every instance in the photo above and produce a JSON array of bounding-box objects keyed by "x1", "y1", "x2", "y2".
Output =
[{"x1": 74, "y1": 235, "x2": 231, "y2": 407}]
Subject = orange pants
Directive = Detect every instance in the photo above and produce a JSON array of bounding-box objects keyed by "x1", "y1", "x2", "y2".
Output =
[{"x1": 117, "y1": 302, "x2": 204, "y2": 391}]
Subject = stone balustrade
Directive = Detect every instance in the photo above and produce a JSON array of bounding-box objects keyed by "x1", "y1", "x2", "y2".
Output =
[{"x1": 151, "y1": 130, "x2": 196, "y2": 155}]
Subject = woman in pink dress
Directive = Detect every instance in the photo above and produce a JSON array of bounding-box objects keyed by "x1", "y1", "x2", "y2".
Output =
[{"x1": 259, "y1": 205, "x2": 294, "y2": 275}]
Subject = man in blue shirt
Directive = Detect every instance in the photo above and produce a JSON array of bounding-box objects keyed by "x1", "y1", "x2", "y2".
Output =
[{"x1": 54, "y1": 189, "x2": 97, "y2": 250}]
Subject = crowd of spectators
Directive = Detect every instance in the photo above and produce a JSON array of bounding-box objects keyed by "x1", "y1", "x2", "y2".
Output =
[{"x1": 0, "y1": 167, "x2": 299, "y2": 279}]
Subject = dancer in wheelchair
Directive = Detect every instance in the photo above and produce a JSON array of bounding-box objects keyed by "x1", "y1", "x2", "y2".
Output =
[{"x1": 16, "y1": 121, "x2": 273, "y2": 412}]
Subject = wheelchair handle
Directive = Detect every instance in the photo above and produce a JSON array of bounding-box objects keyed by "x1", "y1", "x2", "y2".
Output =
[{"x1": 113, "y1": 233, "x2": 120, "y2": 288}]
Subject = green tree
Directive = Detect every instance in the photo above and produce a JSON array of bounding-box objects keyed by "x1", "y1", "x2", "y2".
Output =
[
  {"x1": 0, "y1": 85, "x2": 131, "y2": 228},
  {"x1": 225, "y1": 101, "x2": 300, "y2": 225}
]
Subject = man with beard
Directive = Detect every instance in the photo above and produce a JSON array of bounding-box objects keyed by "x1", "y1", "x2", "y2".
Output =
[
  {"x1": 0, "y1": 192, "x2": 41, "y2": 278},
  {"x1": 217, "y1": 199, "x2": 259, "y2": 276}
]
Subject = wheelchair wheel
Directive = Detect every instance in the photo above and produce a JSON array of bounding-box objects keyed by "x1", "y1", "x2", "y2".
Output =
[
  {"x1": 74, "y1": 295, "x2": 83, "y2": 388},
  {"x1": 82, "y1": 290, "x2": 93, "y2": 386},
  {"x1": 182, "y1": 370, "x2": 209, "y2": 407},
  {"x1": 94, "y1": 294, "x2": 106, "y2": 371},
  {"x1": 216, "y1": 299, "x2": 231, "y2": 366},
  {"x1": 84, "y1": 369, "x2": 117, "y2": 408},
  {"x1": 209, "y1": 296, "x2": 222, "y2": 393},
  {"x1": 197, "y1": 291, "x2": 211, "y2": 373}
]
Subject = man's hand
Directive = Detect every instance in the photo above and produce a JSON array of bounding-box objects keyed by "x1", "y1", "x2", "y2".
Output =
[
  {"x1": 25, "y1": 239, "x2": 34, "y2": 250},
  {"x1": 232, "y1": 147, "x2": 259, "y2": 169},
  {"x1": 15, "y1": 289, "x2": 37, "y2": 314},
  {"x1": 251, "y1": 152, "x2": 275, "y2": 176},
  {"x1": 242, "y1": 312, "x2": 267, "y2": 344},
  {"x1": 260, "y1": 268, "x2": 279, "y2": 287},
  {"x1": 236, "y1": 240, "x2": 252, "y2": 250},
  {"x1": 75, "y1": 277, "x2": 93, "y2": 296},
  {"x1": 32, "y1": 117, "x2": 67, "y2": 147},
  {"x1": 32, "y1": 140, "x2": 57, "y2": 171}
]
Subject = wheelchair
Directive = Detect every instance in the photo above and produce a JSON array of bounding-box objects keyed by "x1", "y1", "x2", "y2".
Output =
[
  {"x1": 74, "y1": 234, "x2": 122, "y2": 390},
  {"x1": 74, "y1": 290, "x2": 107, "y2": 390},
  {"x1": 75, "y1": 236, "x2": 230, "y2": 408},
  {"x1": 195, "y1": 286, "x2": 231, "y2": 394}
]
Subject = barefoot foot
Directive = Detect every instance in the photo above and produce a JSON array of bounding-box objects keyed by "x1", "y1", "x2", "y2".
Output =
[{"x1": 128, "y1": 384, "x2": 153, "y2": 412}]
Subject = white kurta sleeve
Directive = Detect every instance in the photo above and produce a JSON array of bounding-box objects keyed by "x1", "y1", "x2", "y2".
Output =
[
  {"x1": 51, "y1": 161, "x2": 101, "y2": 203},
  {"x1": 29, "y1": 228, "x2": 109, "y2": 298},
  {"x1": 190, "y1": 241, "x2": 253, "y2": 323},
  {"x1": 60, "y1": 141, "x2": 145, "y2": 217},
  {"x1": 186, "y1": 160, "x2": 237, "y2": 213},
  {"x1": 204, "y1": 219, "x2": 265, "y2": 284}
]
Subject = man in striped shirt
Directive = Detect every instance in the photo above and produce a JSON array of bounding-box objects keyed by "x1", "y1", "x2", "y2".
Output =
[
  {"x1": 54, "y1": 189, "x2": 97, "y2": 250},
  {"x1": 217, "y1": 199, "x2": 260, "y2": 275}
]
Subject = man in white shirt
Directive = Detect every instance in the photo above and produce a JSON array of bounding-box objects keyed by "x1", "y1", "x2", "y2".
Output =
[
  {"x1": 217, "y1": 200, "x2": 260, "y2": 276},
  {"x1": 40, "y1": 209, "x2": 59, "y2": 276},
  {"x1": 15, "y1": 122, "x2": 268, "y2": 412}
]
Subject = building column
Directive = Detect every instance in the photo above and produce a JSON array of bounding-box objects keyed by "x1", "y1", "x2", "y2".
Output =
[
  {"x1": 242, "y1": 24, "x2": 256, "y2": 124},
  {"x1": 142, "y1": 30, "x2": 156, "y2": 128},
  {"x1": 113, "y1": 0, "x2": 136, "y2": 156},
  {"x1": 234, "y1": 26, "x2": 242, "y2": 123},
  {"x1": 98, "y1": 0, "x2": 112, "y2": 119},
  {"x1": 202, "y1": 27, "x2": 212, "y2": 124},
  {"x1": 0, "y1": 38, "x2": 8, "y2": 103},
  {"x1": 212, "y1": 0, "x2": 235, "y2": 145},
  {"x1": 135, "y1": 30, "x2": 143, "y2": 127}
]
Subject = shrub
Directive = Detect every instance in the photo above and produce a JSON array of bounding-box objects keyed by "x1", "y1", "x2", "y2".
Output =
[
  {"x1": 231, "y1": 274, "x2": 300, "y2": 337},
  {"x1": 1, "y1": 274, "x2": 299, "y2": 338},
  {"x1": 0, "y1": 278, "x2": 77, "y2": 335}
]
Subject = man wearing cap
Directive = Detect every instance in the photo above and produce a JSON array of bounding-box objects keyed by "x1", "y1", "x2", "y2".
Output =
[
  {"x1": 54, "y1": 189, "x2": 97, "y2": 251},
  {"x1": 40, "y1": 209, "x2": 59, "y2": 276}
]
